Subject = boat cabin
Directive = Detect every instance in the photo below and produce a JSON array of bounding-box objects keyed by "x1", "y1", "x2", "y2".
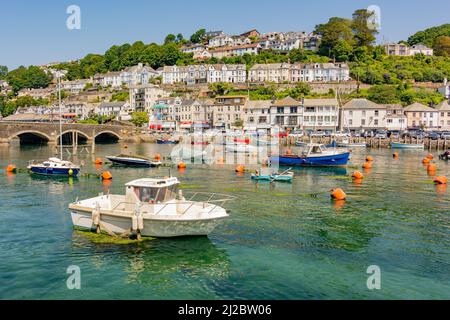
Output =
[
  {"x1": 300, "y1": 143, "x2": 328, "y2": 157},
  {"x1": 125, "y1": 177, "x2": 180, "y2": 204}
]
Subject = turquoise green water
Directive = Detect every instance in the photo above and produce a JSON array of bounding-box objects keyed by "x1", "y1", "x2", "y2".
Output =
[{"x1": 0, "y1": 142, "x2": 449, "y2": 299}]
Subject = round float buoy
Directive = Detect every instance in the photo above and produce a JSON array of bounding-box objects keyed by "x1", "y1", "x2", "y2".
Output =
[
  {"x1": 216, "y1": 157, "x2": 225, "y2": 164},
  {"x1": 422, "y1": 158, "x2": 431, "y2": 164},
  {"x1": 434, "y1": 176, "x2": 448, "y2": 185},
  {"x1": 366, "y1": 156, "x2": 373, "y2": 162},
  {"x1": 427, "y1": 164, "x2": 437, "y2": 172},
  {"x1": 393, "y1": 152, "x2": 398, "y2": 159},
  {"x1": 331, "y1": 188, "x2": 346, "y2": 201},
  {"x1": 362, "y1": 162, "x2": 372, "y2": 169},
  {"x1": 68, "y1": 169, "x2": 74, "y2": 176},
  {"x1": 101, "y1": 171, "x2": 113, "y2": 180},
  {"x1": 124, "y1": 145, "x2": 128, "y2": 149},
  {"x1": 286, "y1": 149, "x2": 292, "y2": 156},
  {"x1": 235, "y1": 165, "x2": 245, "y2": 173},
  {"x1": 154, "y1": 154, "x2": 161, "y2": 161},
  {"x1": 178, "y1": 162, "x2": 186, "y2": 169},
  {"x1": 427, "y1": 154, "x2": 434, "y2": 160},
  {"x1": 352, "y1": 171, "x2": 364, "y2": 179},
  {"x1": 6, "y1": 164, "x2": 16, "y2": 173},
  {"x1": 94, "y1": 158, "x2": 103, "y2": 165}
]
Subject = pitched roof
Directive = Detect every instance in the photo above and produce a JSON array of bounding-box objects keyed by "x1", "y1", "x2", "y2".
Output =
[
  {"x1": 272, "y1": 96, "x2": 301, "y2": 107},
  {"x1": 343, "y1": 99, "x2": 383, "y2": 110},
  {"x1": 404, "y1": 102, "x2": 436, "y2": 112},
  {"x1": 245, "y1": 100, "x2": 272, "y2": 109},
  {"x1": 436, "y1": 100, "x2": 450, "y2": 111},
  {"x1": 303, "y1": 99, "x2": 338, "y2": 106},
  {"x1": 98, "y1": 102, "x2": 127, "y2": 108}
]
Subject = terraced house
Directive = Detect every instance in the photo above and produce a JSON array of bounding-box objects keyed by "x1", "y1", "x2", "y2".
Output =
[
  {"x1": 302, "y1": 99, "x2": 339, "y2": 130},
  {"x1": 342, "y1": 99, "x2": 387, "y2": 131},
  {"x1": 403, "y1": 102, "x2": 439, "y2": 129},
  {"x1": 162, "y1": 64, "x2": 247, "y2": 85},
  {"x1": 290, "y1": 63, "x2": 350, "y2": 82},
  {"x1": 211, "y1": 96, "x2": 247, "y2": 129},
  {"x1": 269, "y1": 97, "x2": 303, "y2": 131},
  {"x1": 248, "y1": 63, "x2": 291, "y2": 83}
]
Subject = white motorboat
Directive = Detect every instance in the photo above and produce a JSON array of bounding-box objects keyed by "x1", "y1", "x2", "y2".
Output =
[
  {"x1": 69, "y1": 177, "x2": 233, "y2": 238},
  {"x1": 337, "y1": 139, "x2": 367, "y2": 148},
  {"x1": 225, "y1": 143, "x2": 258, "y2": 154},
  {"x1": 106, "y1": 154, "x2": 162, "y2": 167}
]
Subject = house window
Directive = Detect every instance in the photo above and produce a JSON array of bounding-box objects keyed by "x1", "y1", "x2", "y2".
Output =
[
  {"x1": 290, "y1": 107, "x2": 298, "y2": 114},
  {"x1": 374, "y1": 110, "x2": 379, "y2": 116},
  {"x1": 349, "y1": 111, "x2": 353, "y2": 116},
  {"x1": 349, "y1": 119, "x2": 353, "y2": 125},
  {"x1": 361, "y1": 119, "x2": 366, "y2": 125},
  {"x1": 277, "y1": 107, "x2": 284, "y2": 114},
  {"x1": 374, "y1": 119, "x2": 379, "y2": 125}
]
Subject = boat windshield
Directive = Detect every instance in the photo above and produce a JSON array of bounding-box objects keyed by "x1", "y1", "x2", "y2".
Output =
[{"x1": 134, "y1": 184, "x2": 179, "y2": 203}]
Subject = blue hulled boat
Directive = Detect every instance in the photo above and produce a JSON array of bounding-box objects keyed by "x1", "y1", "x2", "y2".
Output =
[
  {"x1": 156, "y1": 138, "x2": 179, "y2": 145},
  {"x1": 270, "y1": 143, "x2": 350, "y2": 167},
  {"x1": 28, "y1": 158, "x2": 80, "y2": 176}
]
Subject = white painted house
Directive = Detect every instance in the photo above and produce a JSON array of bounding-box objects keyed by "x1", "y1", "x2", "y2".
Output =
[{"x1": 342, "y1": 99, "x2": 388, "y2": 131}]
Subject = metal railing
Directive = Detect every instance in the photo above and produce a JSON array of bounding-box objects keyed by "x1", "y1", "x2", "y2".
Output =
[{"x1": 107, "y1": 192, "x2": 235, "y2": 216}]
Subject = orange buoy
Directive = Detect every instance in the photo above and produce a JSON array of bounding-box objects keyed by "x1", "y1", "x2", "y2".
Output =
[
  {"x1": 393, "y1": 152, "x2": 398, "y2": 159},
  {"x1": 6, "y1": 164, "x2": 17, "y2": 173},
  {"x1": 216, "y1": 157, "x2": 225, "y2": 164},
  {"x1": 286, "y1": 149, "x2": 292, "y2": 156},
  {"x1": 154, "y1": 154, "x2": 161, "y2": 161},
  {"x1": 422, "y1": 158, "x2": 431, "y2": 164},
  {"x1": 362, "y1": 162, "x2": 372, "y2": 169},
  {"x1": 352, "y1": 171, "x2": 364, "y2": 179},
  {"x1": 427, "y1": 164, "x2": 437, "y2": 172},
  {"x1": 331, "y1": 188, "x2": 346, "y2": 201},
  {"x1": 178, "y1": 162, "x2": 186, "y2": 169},
  {"x1": 124, "y1": 145, "x2": 128, "y2": 149},
  {"x1": 366, "y1": 156, "x2": 374, "y2": 162},
  {"x1": 434, "y1": 176, "x2": 448, "y2": 185},
  {"x1": 101, "y1": 171, "x2": 113, "y2": 180},
  {"x1": 94, "y1": 158, "x2": 103, "y2": 165},
  {"x1": 235, "y1": 165, "x2": 245, "y2": 173},
  {"x1": 427, "y1": 154, "x2": 434, "y2": 160}
]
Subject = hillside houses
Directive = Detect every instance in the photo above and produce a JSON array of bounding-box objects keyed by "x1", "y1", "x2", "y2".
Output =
[
  {"x1": 162, "y1": 64, "x2": 247, "y2": 85},
  {"x1": 93, "y1": 63, "x2": 158, "y2": 88}
]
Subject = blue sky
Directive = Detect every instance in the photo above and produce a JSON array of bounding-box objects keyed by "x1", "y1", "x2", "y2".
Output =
[{"x1": 1, "y1": 0, "x2": 449, "y2": 69}]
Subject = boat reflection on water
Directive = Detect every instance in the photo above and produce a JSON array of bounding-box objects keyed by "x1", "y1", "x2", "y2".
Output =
[
  {"x1": 290, "y1": 166, "x2": 348, "y2": 177},
  {"x1": 71, "y1": 234, "x2": 230, "y2": 284}
]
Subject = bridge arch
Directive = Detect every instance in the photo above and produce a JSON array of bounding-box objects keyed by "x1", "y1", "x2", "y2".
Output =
[
  {"x1": 56, "y1": 130, "x2": 90, "y2": 145},
  {"x1": 95, "y1": 130, "x2": 122, "y2": 143},
  {"x1": 9, "y1": 130, "x2": 52, "y2": 145}
]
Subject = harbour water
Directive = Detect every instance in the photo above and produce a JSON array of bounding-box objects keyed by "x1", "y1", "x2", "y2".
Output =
[{"x1": 0, "y1": 142, "x2": 449, "y2": 299}]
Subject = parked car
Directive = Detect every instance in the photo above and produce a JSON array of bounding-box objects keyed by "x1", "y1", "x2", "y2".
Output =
[
  {"x1": 441, "y1": 132, "x2": 450, "y2": 140},
  {"x1": 427, "y1": 132, "x2": 440, "y2": 140},
  {"x1": 309, "y1": 131, "x2": 326, "y2": 137},
  {"x1": 374, "y1": 130, "x2": 387, "y2": 139},
  {"x1": 333, "y1": 131, "x2": 351, "y2": 138},
  {"x1": 288, "y1": 130, "x2": 304, "y2": 138}
]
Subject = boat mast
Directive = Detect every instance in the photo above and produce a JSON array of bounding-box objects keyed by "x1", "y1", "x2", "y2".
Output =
[{"x1": 58, "y1": 72, "x2": 63, "y2": 160}]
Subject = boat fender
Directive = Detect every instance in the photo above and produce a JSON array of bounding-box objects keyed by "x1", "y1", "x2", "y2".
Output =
[
  {"x1": 137, "y1": 216, "x2": 144, "y2": 231},
  {"x1": 132, "y1": 216, "x2": 138, "y2": 231},
  {"x1": 92, "y1": 209, "x2": 100, "y2": 226}
]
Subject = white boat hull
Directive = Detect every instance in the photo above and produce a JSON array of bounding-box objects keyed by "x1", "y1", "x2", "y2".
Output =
[{"x1": 71, "y1": 210, "x2": 225, "y2": 237}]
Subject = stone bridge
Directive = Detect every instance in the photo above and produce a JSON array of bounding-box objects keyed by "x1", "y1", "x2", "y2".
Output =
[{"x1": 0, "y1": 121, "x2": 134, "y2": 145}]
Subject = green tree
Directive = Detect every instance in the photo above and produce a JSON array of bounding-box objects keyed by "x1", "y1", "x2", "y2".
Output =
[
  {"x1": 408, "y1": 24, "x2": 450, "y2": 47},
  {"x1": 176, "y1": 33, "x2": 184, "y2": 43},
  {"x1": 315, "y1": 17, "x2": 354, "y2": 58},
  {"x1": 367, "y1": 85, "x2": 400, "y2": 104},
  {"x1": 164, "y1": 34, "x2": 176, "y2": 44},
  {"x1": 351, "y1": 9, "x2": 378, "y2": 47},
  {"x1": 433, "y1": 36, "x2": 450, "y2": 57},
  {"x1": 130, "y1": 111, "x2": 149, "y2": 127},
  {"x1": 208, "y1": 82, "x2": 234, "y2": 96},
  {"x1": 190, "y1": 28, "x2": 206, "y2": 44},
  {"x1": 6, "y1": 66, "x2": 52, "y2": 92},
  {"x1": 0, "y1": 65, "x2": 8, "y2": 79}
]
